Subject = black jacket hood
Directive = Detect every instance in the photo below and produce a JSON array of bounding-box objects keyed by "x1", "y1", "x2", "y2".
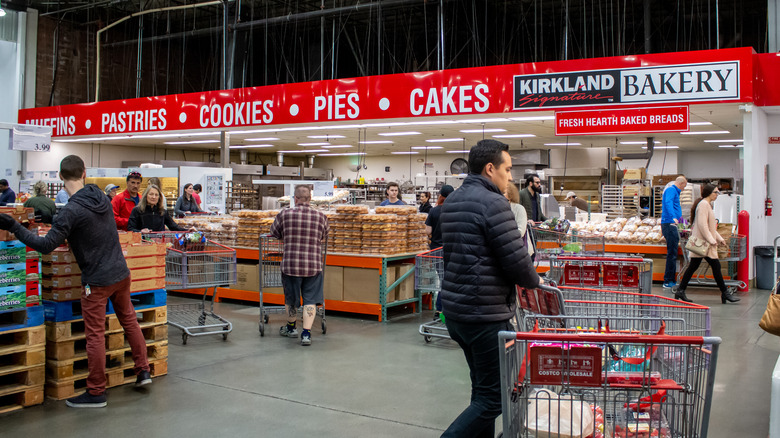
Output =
[{"x1": 69, "y1": 184, "x2": 112, "y2": 214}]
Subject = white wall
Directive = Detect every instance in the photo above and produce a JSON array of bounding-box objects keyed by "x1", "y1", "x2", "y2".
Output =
[
  {"x1": 549, "y1": 148, "x2": 609, "y2": 169},
  {"x1": 314, "y1": 153, "x2": 466, "y2": 185},
  {"x1": 743, "y1": 106, "x2": 770, "y2": 280},
  {"x1": 0, "y1": 13, "x2": 23, "y2": 192},
  {"x1": 678, "y1": 150, "x2": 741, "y2": 180},
  {"x1": 766, "y1": 113, "x2": 780, "y2": 245},
  {"x1": 620, "y1": 150, "x2": 679, "y2": 176}
]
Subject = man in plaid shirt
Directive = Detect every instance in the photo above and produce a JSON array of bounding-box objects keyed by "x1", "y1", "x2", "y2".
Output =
[{"x1": 270, "y1": 185, "x2": 329, "y2": 346}]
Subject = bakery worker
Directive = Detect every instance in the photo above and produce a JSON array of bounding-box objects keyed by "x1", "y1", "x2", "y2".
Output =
[
  {"x1": 379, "y1": 181, "x2": 406, "y2": 206},
  {"x1": 566, "y1": 191, "x2": 590, "y2": 212}
]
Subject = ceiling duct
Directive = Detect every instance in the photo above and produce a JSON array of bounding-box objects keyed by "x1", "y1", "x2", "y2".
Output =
[
  {"x1": 614, "y1": 137, "x2": 655, "y2": 169},
  {"x1": 276, "y1": 152, "x2": 284, "y2": 167},
  {"x1": 307, "y1": 156, "x2": 315, "y2": 168},
  {"x1": 240, "y1": 150, "x2": 248, "y2": 165}
]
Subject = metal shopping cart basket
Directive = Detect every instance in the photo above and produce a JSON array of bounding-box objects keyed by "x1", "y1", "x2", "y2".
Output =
[
  {"x1": 548, "y1": 255, "x2": 654, "y2": 294},
  {"x1": 532, "y1": 228, "x2": 606, "y2": 262},
  {"x1": 499, "y1": 330, "x2": 722, "y2": 438},
  {"x1": 415, "y1": 247, "x2": 449, "y2": 343},
  {"x1": 143, "y1": 232, "x2": 237, "y2": 345},
  {"x1": 517, "y1": 284, "x2": 711, "y2": 337},
  {"x1": 678, "y1": 234, "x2": 748, "y2": 293},
  {"x1": 258, "y1": 234, "x2": 327, "y2": 337}
]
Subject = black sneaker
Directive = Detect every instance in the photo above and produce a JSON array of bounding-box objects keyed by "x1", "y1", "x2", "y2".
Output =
[
  {"x1": 300, "y1": 331, "x2": 312, "y2": 346},
  {"x1": 65, "y1": 392, "x2": 107, "y2": 408},
  {"x1": 136, "y1": 370, "x2": 152, "y2": 387}
]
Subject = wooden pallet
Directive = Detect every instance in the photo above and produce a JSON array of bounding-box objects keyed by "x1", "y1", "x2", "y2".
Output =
[
  {"x1": 0, "y1": 385, "x2": 44, "y2": 414},
  {"x1": 45, "y1": 357, "x2": 167, "y2": 400},
  {"x1": 46, "y1": 340, "x2": 167, "y2": 380},
  {"x1": 0, "y1": 325, "x2": 45, "y2": 357},
  {"x1": 45, "y1": 306, "x2": 167, "y2": 342}
]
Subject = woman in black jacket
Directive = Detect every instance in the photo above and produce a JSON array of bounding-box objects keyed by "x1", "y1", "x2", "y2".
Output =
[
  {"x1": 418, "y1": 191, "x2": 433, "y2": 213},
  {"x1": 128, "y1": 185, "x2": 185, "y2": 232},
  {"x1": 174, "y1": 183, "x2": 201, "y2": 217}
]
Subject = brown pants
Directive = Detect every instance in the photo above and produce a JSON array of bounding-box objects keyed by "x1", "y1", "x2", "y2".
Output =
[{"x1": 82, "y1": 275, "x2": 149, "y2": 395}]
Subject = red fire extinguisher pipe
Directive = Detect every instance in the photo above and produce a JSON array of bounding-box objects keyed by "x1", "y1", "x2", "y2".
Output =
[{"x1": 738, "y1": 210, "x2": 750, "y2": 292}]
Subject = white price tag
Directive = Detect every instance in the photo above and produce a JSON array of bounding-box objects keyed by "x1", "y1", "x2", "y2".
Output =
[{"x1": 10, "y1": 125, "x2": 52, "y2": 152}]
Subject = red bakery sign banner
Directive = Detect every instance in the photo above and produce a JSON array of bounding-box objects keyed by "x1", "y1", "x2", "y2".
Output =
[
  {"x1": 554, "y1": 106, "x2": 689, "y2": 136},
  {"x1": 17, "y1": 47, "x2": 752, "y2": 138}
]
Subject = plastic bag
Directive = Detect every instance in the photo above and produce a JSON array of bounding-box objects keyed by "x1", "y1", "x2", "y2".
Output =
[{"x1": 526, "y1": 389, "x2": 595, "y2": 438}]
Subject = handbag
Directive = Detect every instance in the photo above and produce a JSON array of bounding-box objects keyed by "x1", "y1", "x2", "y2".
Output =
[
  {"x1": 759, "y1": 279, "x2": 780, "y2": 336},
  {"x1": 685, "y1": 235, "x2": 710, "y2": 257}
]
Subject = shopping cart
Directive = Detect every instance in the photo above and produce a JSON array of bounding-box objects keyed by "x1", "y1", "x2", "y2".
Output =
[
  {"x1": 677, "y1": 234, "x2": 748, "y2": 293},
  {"x1": 531, "y1": 228, "x2": 606, "y2": 261},
  {"x1": 547, "y1": 255, "x2": 654, "y2": 294},
  {"x1": 142, "y1": 231, "x2": 237, "y2": 345},
  {"x1": 258, "y1": 234, "x2": 327, "y2": 337},
  {"x1": 517, "y1": 284, "x2": 711, "y2": 337},
  {"x1": 415, "y1": 247, "x2": 449, "y2": 343},
  {"x1": 499, "y1": 330, "x2": 722, "y2": 438}
]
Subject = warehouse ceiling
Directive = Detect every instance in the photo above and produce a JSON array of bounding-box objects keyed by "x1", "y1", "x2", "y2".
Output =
[{"x1": 55, "y1": 103, "x2": 746, "y2": 156}]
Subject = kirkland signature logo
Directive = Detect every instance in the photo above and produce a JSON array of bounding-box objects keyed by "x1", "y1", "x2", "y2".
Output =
[{"x1": 513, "y1": 61, "x2": 739, "y2": 109}]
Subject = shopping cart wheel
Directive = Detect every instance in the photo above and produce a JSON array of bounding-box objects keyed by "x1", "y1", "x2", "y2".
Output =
[
  {"x1": 321, "y1": 320, "x2": 327, "y2": 335},
  {"x1": 181, "y1": 333, "x2": 188, "y2": 345},
  {"x1": 259, "y1": 322, "x2": 265, "y2": 337},
  {"x1": 264, "y1": 313, "x2": 269, "y2": 324},
  {"x1": 422, "y1": 328, "x2": 432, "y2": 343},
  {"x1": 728, "y1": 286, "x2": 738, "y2": 294},
  {"x1": 222, "y1": 333, "x2": 229, "y2": 341}
]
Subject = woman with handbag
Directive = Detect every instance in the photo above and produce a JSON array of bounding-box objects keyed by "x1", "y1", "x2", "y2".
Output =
[{"x1": 674, "y1": 184, "x2": 740, "y2": 304}]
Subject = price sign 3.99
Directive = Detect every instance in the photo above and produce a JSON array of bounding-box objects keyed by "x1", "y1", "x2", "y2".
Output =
[{"x1": 10, "y1": 125, "x2": 53, "y2": 152}]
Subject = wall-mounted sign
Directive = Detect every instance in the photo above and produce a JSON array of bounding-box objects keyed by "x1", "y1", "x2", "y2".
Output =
[
  {"x1": 555, "y1": 106, "x2": 689, "y2": 136},
  {"x1": 17, "y1": 49, "x2": 751, "y2": 138},
  {"x1": 515, "y1": 61, "x2": 739, "y2": 109}
]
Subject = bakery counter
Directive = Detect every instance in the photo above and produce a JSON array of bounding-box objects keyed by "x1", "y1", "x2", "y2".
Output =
[{"x1": 205, "y1": 248, "x2": 421, "y2": 321}]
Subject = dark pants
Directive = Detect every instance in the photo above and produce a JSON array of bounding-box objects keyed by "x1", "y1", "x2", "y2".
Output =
[
  {"x1": 679, "y1": 257, "x2": 728, "y2": 293},
  {"x1": 661, "y1": 223, "x2": 680, "y2": 283},
  {"x1": 82, "y1": 275, "x2": 149, "y2": 395},
  {"x1": 442, "y1": 318, "x2": 511, "y2": 438}
]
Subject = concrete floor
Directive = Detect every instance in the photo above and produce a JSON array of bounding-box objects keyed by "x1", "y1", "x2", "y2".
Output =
[{"x1": 3, "y1": 285, "x2": 778, "y2": 437}]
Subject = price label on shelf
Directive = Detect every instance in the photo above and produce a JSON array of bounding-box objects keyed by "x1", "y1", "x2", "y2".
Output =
[{"x1": 10, "y1": 125, "x2": 53, "y2": 152}]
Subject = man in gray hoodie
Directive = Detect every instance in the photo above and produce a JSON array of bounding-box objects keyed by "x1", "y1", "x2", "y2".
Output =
[{"x1": 0, "y1": 155, "x2": 151, "y2": 408}]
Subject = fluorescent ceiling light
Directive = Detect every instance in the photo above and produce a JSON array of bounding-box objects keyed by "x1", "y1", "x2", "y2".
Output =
[
  {"x1": 642, "y1": 145, "x2": 678, "y2": 149},
  {"x1": 411, "y1": 146, "x2": 443, "y2": 150},
  {"x1": 718, "y1": 145, "x2": 743, "y2": 148},
  {"x1": 426, "y1": 138, "x2": 464, "y2": 143},
  {"x1": 620, "y1": 141, "x2": 662, "y2": 145},
  {"x1": 297, "y1": 142, "x2": 330, "y2": 146},
  {"x1": 359, "y1": 140, "x2": 393, "y2": 144},
  {"x1": 403, "y1": 120, "x2": 459, "y2": 126},
  {"x1": 446, "y1": 150, "x2": 469, "y2": 153},
  {"x1": 680, "y1": 130, "x2": 730, "y2": 135},
  {"x1": 457, "y1": 118, "x2": 509, "y2": 123},
  {"x1": 508, "y1": 116, "x2": 555, "y2": 121},
  {"x1": 277, "y1": 149, "x2": 328, "y2": 153},
  {"x1": 244, "y1": 137, "x2": 280, "y2": 141},
  {"x1": 229, "y1": 144, "x2": 274, "y2": 149},
  {"x1": 377, "y1": 131, "x2": 422, "y2": 136},
  {"x1": 359, "y1": 122, "x2": 408, "y2": 128},
  {"x1": 689, "y1": 121, "x2": 713, "y2": 126},
  {"x1": 492, "y1": 134, "x2": 536, "y2": 138},
  {"x1": 230, "y1": 124, "x2": 362, "y2": 134},
  {"x1": 391, "y1": 151, "x2": 419, "y2": 155},
  {"x1": 317, "y1": 152, "x2": 367, "y2": 156},
  {"x1": 322, "y1": 145, "x2": 353, "y2": 149},
  {"x1": 460, "y1": 128, "x2": 506, "y2": 133},
  {"x1": 164, "y1": 140, "x2": 221, "y2": 145},
  {"x1": 544, "y1": 142, "x2": 582, "y2": 146},
  {"x1": 704, "y1": 139, "x2": 743, "y2": 143},
  {"x1": 307, "y1": 134, "x2": 345, "y2": 139}
]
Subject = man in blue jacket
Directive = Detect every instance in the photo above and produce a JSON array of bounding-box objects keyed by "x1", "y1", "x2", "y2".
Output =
[
  {"x1": 661, "y1": 176, "x2": 687, "y2": 289},
  {"x1": 0, "y1": 179, "x2": 16, "y2": 206},
  {"x1": 439, "y1": 139, "x2": 540, "y2": 438}
]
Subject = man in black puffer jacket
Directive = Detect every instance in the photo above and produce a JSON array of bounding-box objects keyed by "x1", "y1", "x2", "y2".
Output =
[
  {"x1": 0, "y1": 155, "x2": 152, "y2": 409},
  {"x1": 440, "y1": 139, "x2": 540, "y2": 438}
]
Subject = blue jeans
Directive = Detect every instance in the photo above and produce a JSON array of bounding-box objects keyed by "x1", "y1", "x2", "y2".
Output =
[
  {"x1": 661, "y1": 223, "x2": 680, "y2": 283},
  {"x1": 442, "y1": 318, "x2": 512, "y2": 438}
]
